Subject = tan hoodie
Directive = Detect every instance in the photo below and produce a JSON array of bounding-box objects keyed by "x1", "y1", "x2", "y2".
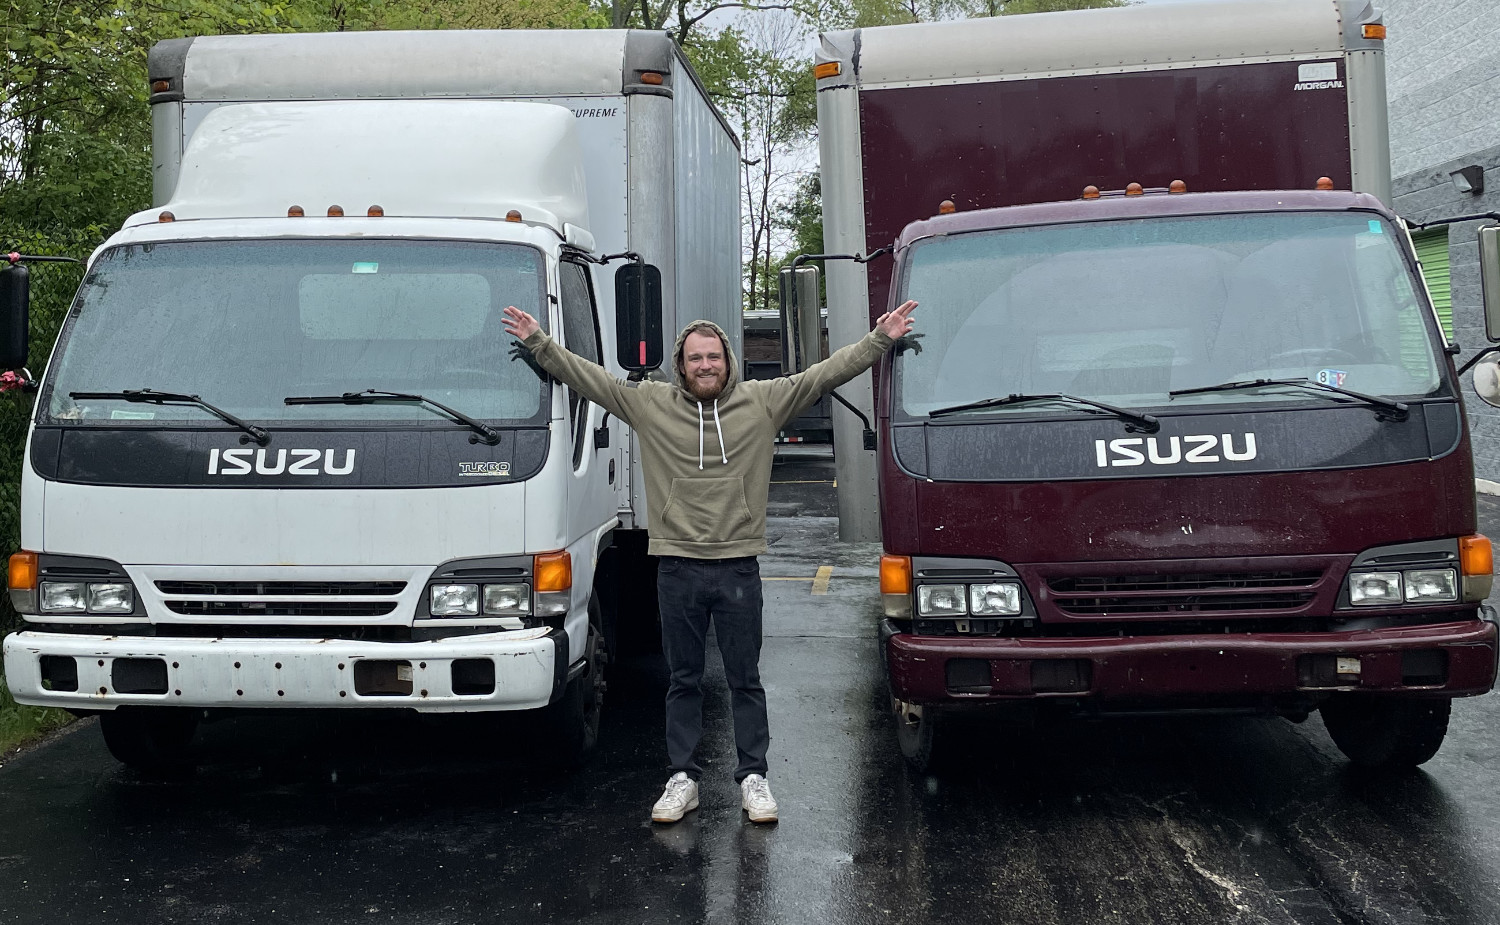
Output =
[{"x1": 523, "y1": 320, "x2": 893, "y2": 558}]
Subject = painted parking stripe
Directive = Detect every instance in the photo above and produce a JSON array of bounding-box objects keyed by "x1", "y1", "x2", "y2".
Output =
[{"x1": 811, "y1": 565, "x2": 833, "y2": 595}]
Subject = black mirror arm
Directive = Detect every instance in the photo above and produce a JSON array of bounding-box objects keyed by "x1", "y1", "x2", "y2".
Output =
[
  {"x1": 1458, "y1": 345, "x2": 1500, "y2": 377},
  {"x1": 1404, "y1": 212, "x2": 1500, "y2": 231},
  {"x1": 6, "y1": 253, "x2": 81, "y2": 266},
  {"x1": 789, "y1": 247, "x2": 893, "y2": 271},
  {"x1": 827, "y1": 389, "x2": 877, "y2": 451}
]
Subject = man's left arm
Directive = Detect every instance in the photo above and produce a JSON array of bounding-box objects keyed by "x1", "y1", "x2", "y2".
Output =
[{"x1": 763, "y1": 300, "x2": 916, "y2": 428}]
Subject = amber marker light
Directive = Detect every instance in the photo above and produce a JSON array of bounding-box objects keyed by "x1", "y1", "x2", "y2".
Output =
[
  {"x1": 1125, "y1": 182, "x2": 1144, "y2": 196},
  {"x1": 1316, "y1": 177, "x2": 1335, "y2": 190},
  {"x1": 1461, "y1": 534, "x2": 1492, "y2": 576},
  {"x1": 1363, "y1": 23, "x2": 1386, "y2": 39},
  {"x1": 1169, "y1": 179, "x2": 1187, "y2": 193},
  {"x1": 880, "y1": 555, "x2": 912, "y2": 595},
  {"x1": 534, "y1": 551, "x2": 573, "y2": 592},
  {"x1": 938, "y1": 199, "x2": 957, "y2": 215},
  {"x1": 640, "y1": 71, "x2": 665, "y2": 86},
  {"x1": 151, "y1": 79, "x2": 171, "y2": 93},
  {"x1": 8, "y1": 551, "x2": 37, "y2": 592},
  {"x1": 1082, "y1": 185, "x2": 1101, "y2": 200},
  {"x1": 158, "y1": 211, "x2": 175, "y2": 222},
  {"x1": 368, "y1": 205, "x2": 385, "y2": 217},
  {"x1": 814, "y1": 61, "x2": 841, "y2": 79},
  {"x1": 288, "y1": 205, "x2": 305, "y2": 217},
  {"x1": 506, "y1": 210, "x2": 524, "y2": 222},
  {"x1": 327, "y1": 205, "x2": 345, "y2": 217}
]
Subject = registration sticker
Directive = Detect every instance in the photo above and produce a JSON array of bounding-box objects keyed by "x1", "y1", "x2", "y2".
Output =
[
  {"x1": 352, "y1": 262, "x2": 379, "y2": 274},
  {"x1": 1317, "y1": 368, "x2": 1349, "y2": 387},
  {"x1": 1336, "y1": 657, "x2": 1361, "y2": 675},
  {"x1": 110, "y1": 409, "x2": 156, "y2": 420}
]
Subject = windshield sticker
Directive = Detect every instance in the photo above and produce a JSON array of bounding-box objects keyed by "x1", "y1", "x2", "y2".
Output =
[
  {"x1": 352, "y1": 262, "x2": 379, "y2": 274},
  {"x1": 458, "y1": 461, "x2": 510, "y2": 477},
  {"x1": 1367, "y1": 221, "x2": 1383, "y2": 234},
  {"x1": 1317, "y1": 369, "x2": 1349, "y2": 387},
  {"x1": 109, "y1": 409, "x2": 155, "y2": 420}
]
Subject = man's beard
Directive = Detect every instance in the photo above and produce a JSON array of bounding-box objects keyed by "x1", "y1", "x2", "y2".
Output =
[{"x1": 686, "y1": 371, "x2": 727, "y2": 401}]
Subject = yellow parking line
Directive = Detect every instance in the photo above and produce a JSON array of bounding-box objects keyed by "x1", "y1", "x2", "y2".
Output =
[{"x1": 811, "y1": 565, "x2": 833, "y2": 595}]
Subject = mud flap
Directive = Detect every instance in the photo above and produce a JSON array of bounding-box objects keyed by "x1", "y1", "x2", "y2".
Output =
[{"x1": 546, "y1": 627, "x2": 570, "y2": 706}]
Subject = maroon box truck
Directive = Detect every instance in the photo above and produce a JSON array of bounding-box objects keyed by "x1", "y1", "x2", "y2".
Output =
[{"x1": 810, "y1": 0, "x2": 1499, "y2": 771}]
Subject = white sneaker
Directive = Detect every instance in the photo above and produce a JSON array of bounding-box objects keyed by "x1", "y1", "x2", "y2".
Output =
[
  {"x1": 652, "y1": 772, "x2": 699, "y2": 823},
  {"x1": 740, "y1": 774, "x2": 779, "y2": 823}
]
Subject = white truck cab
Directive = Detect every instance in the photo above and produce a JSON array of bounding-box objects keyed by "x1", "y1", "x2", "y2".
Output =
[{"x1": 0, "y1": 30, "x2": 740, "y2": 770}]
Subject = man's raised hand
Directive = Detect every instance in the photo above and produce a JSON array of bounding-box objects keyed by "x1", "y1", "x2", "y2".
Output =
[
  {"x1": 502, "y1": 306, "x2": 540, "y2": 340},
  {"x1": 875, "y1": 300, "x2": 917, "y2": 340}
]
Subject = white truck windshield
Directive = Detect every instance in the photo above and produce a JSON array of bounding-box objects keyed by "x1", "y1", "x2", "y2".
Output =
[
  {"x1": 43, "y1": 239, "x2": 549, "y2": 426},
  {"x1": 895, "y1": 212, "x2": 1445, "y2": 417}
]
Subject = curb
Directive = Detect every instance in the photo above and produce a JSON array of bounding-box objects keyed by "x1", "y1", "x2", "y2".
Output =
[{"x1": 1479, "y1": 479, "x2": 1500, "y2": 496}]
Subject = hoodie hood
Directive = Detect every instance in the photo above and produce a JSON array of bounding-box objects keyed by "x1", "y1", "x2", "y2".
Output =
[{"x1": 672, "y1": 319, "x2": 741, "y2": 401}]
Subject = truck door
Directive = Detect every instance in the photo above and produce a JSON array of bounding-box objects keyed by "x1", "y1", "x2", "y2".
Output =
[{"x1": 560, "y1": 260, "x2": 619, "y2": 542}]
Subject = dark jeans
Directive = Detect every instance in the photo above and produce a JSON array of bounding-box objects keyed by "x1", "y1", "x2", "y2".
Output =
[{"x1": 657, "y1": 555, "x2": 769, "y2": 782}]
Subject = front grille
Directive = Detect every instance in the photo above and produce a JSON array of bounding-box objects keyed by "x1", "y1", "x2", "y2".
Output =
[
  {"x1": 155, "y1": 581, "x2": 406, "y2": 596},
  {"x1": 164, "y1": 601, "x2": 399, "y2": 617},
  {"x1": 1048, "y1": 570, "x2": 1323, "y2": 617}
]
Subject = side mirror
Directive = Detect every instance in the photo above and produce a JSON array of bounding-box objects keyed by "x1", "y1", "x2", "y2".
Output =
[
  {"x1": 615, "y1": 262, "x2": 663, "y2": 372},
  {"x1": 0, "y1": 264, "x2": 30, "y2": 370},
  {"x1": 1474, "y1": 356, "x2": 1500, "y2": 408},
  {"x1": 1479, "y1": 225, "x2": 1500, "y2": 342},
  {"x1": 776, "y1": 264, "x2": 821, "y2": 374}
]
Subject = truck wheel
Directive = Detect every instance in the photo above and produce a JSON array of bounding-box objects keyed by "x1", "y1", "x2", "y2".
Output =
[
  {"x1": 99, "y1": 707, "x2": 200, "y2": 773},
  {"x1": 1320, "y1": 695, "x2": 1452, "y2": 770},
  {"x1": 892, "y1": 695, "x2": 948, "y2": 773},
  {"x1": 543, "y1": 620, "x2": 607, "y2": 769}
]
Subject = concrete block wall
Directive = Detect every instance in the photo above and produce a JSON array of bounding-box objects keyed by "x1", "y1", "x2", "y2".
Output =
[{"x1": 1385, "y1": 0, "x2": 1500, "y2": 481}]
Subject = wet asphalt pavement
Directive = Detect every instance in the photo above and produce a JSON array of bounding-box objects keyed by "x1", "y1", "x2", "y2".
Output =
[{"x1": 4, "y1": 446, "x2": 1500, "y2": 924}]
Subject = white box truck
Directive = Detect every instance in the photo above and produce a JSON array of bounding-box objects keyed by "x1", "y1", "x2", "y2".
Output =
[{"x1": 0, "y1": 29, "x2": 740, "y2": 770}]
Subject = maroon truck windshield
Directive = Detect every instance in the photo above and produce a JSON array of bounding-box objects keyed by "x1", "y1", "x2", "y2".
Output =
[{"x1": 894, "y1": 211, "x2": 1444, "y2": 420}]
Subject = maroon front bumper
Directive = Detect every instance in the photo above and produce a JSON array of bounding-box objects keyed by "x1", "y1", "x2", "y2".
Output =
[{"x1": 887, "y1": 619, "x2": 1498, "y2": 704}]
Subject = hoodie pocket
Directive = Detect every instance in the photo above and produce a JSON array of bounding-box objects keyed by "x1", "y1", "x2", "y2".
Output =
[{"x1": 659, "y1": 477, "x2": 756, "y2": 545}]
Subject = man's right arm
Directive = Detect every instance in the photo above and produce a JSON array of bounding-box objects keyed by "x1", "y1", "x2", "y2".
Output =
[{"x1": 521, "y1": 329, "x2": 644, "y2": 427}]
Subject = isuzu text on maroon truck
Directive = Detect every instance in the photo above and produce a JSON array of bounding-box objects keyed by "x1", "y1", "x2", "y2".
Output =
[{"x1": 805, "y1": 0, "x2": 1499, "y2": 770}]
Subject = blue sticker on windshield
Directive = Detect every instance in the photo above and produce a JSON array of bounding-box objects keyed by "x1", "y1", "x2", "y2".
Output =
[
  {"x1": 352, "y1": 262, "x2": 379, "y2": 274},
  {"x1": 1317, "y1": 368, "x2": 1349, "y2": 387},
  {"x1": 1367, "y1": 220, "x2": 1383, "y2": 234}
]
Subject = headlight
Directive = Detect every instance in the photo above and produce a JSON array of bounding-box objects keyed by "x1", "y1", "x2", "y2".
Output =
[
  {"x1": 1349, "y1": 571, "x2": 1402, "y2": 606},
  {"x1": 86, "y1": 582, "x2": 135, "y2": 614},
  {"x1": 430, "y1": 583, "x2": 480, "y2": 616},
  {"x1": 483, "y1": 583, "x2": 530, "y2": 615},
  {"x1": 1404, "y1": 569, "x2": 1458, "y2": 603},
  {"x1": 40, "y1": 581, "x2": 87, "y2": 613},
  {"x1": 917, "y1": 584, "x2": 967, "y2": 616},
  {"x1": 969, "y1": 582, "x2": 1021, "y2": 615}
]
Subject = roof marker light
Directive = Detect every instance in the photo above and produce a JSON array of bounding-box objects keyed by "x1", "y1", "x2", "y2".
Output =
[
  {"x1": 157, "y1": 211, "x2": 175, "y2": 223},
  {"x1": 1125, "y1": 183, "x2": 1144, "y2": 196},
  {"x1": 506, "y1": 210, "x2": 523, "y2": 223},
  {"x1": 1082, "y1": 185, "x2": 1101, "y2": 200},
  {"x1": 327, "y1": 205, "x2": 345, "y2": 217},
  {"x1": 937, "y1": 200, "x2": 956, "y2": 215},
  {"x1": 1169, "y1": 179, "x2": 1187, "y2": 193},
  {"x1": 368, "y1": 205, "x2": 385, "y2": 217},
  {"x1": 1316, "y1": 177, "x2": 1335, "y2": 190},
  {"x1": 814, "y1": 62, "x2": 841, "y2": 79},
  {"x1": 640, "y1": 71, "x2": 665, "y2": 86},
  {"x1": 1363, "y1": 23, "x2": 1386, "y2": 40},
  {"x1": 150, "y1": 80, "x2": 171, "y2": 94},
  {"x1": 288, "y1": 205, "x2": 305, "y2": 218}
]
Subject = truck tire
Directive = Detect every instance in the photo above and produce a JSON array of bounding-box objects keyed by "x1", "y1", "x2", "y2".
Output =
[
  {"x1": 892, "y1": 694, "x2": 948, "y2": 773},
  {"x1": 1320, "y1": 695, "x2": 1452, "y2": 770},
  {"x1": 543, "y1": 619, "x2": 607, "y2": 770},
  {"x1": 99, "y1": 707, "x2": 200, "y2": 773}
]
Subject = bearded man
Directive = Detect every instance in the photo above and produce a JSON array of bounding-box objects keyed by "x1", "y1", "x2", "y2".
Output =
[{"x1": 502, "y1": 302, "x2": 916, "y2": 824}]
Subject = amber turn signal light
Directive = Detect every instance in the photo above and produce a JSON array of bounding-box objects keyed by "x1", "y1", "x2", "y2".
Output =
[
  {"x1": 880, "y1": 555, "x2": 912, "y2": 595},
  {"x1": 535, "y1": 551, "x2": 573, "y2": 592},
  {"x1": 8, "y1": 551, "x2": 37, "y2": 591},
  {"x1": 1461, "y1": 534, "x2": 1492, "y2": 576},
  {"x1": 1363, "y1": 23, "x2": 1386, "y2": 40}
]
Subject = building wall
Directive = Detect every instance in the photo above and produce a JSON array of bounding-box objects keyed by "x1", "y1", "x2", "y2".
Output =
[{"x1": 1385, "y1": 0, "x2": 1500, "y2": 480}]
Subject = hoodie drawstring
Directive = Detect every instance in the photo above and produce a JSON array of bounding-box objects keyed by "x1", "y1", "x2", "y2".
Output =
[{"x1": 696, "y1": 400, "x2": 730, "y2": 470}]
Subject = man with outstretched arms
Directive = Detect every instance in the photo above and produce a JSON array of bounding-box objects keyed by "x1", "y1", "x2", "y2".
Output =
[{"x1": 502, "y1": 301, "x2": 916, "y2": 823}]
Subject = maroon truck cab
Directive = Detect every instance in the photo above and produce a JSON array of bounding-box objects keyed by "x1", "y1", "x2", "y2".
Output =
[{"x1": 874, "y1": 190, "x2": 1498, "y2": 770}]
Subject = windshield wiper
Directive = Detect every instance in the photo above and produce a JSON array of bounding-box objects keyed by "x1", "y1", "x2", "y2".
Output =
[
  {"x1": 284, "y1": 389, "x2": 501, "y2": 445},
  {"x1": 927, "y1": 393, "x2": 1159, "y2": 433},
  {"x1": 69, "y1": 389, "x2": 270, "y2": 445},
  {"x1": 1168, "y1": 378, "x2": 1408, "y2": 421}
]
